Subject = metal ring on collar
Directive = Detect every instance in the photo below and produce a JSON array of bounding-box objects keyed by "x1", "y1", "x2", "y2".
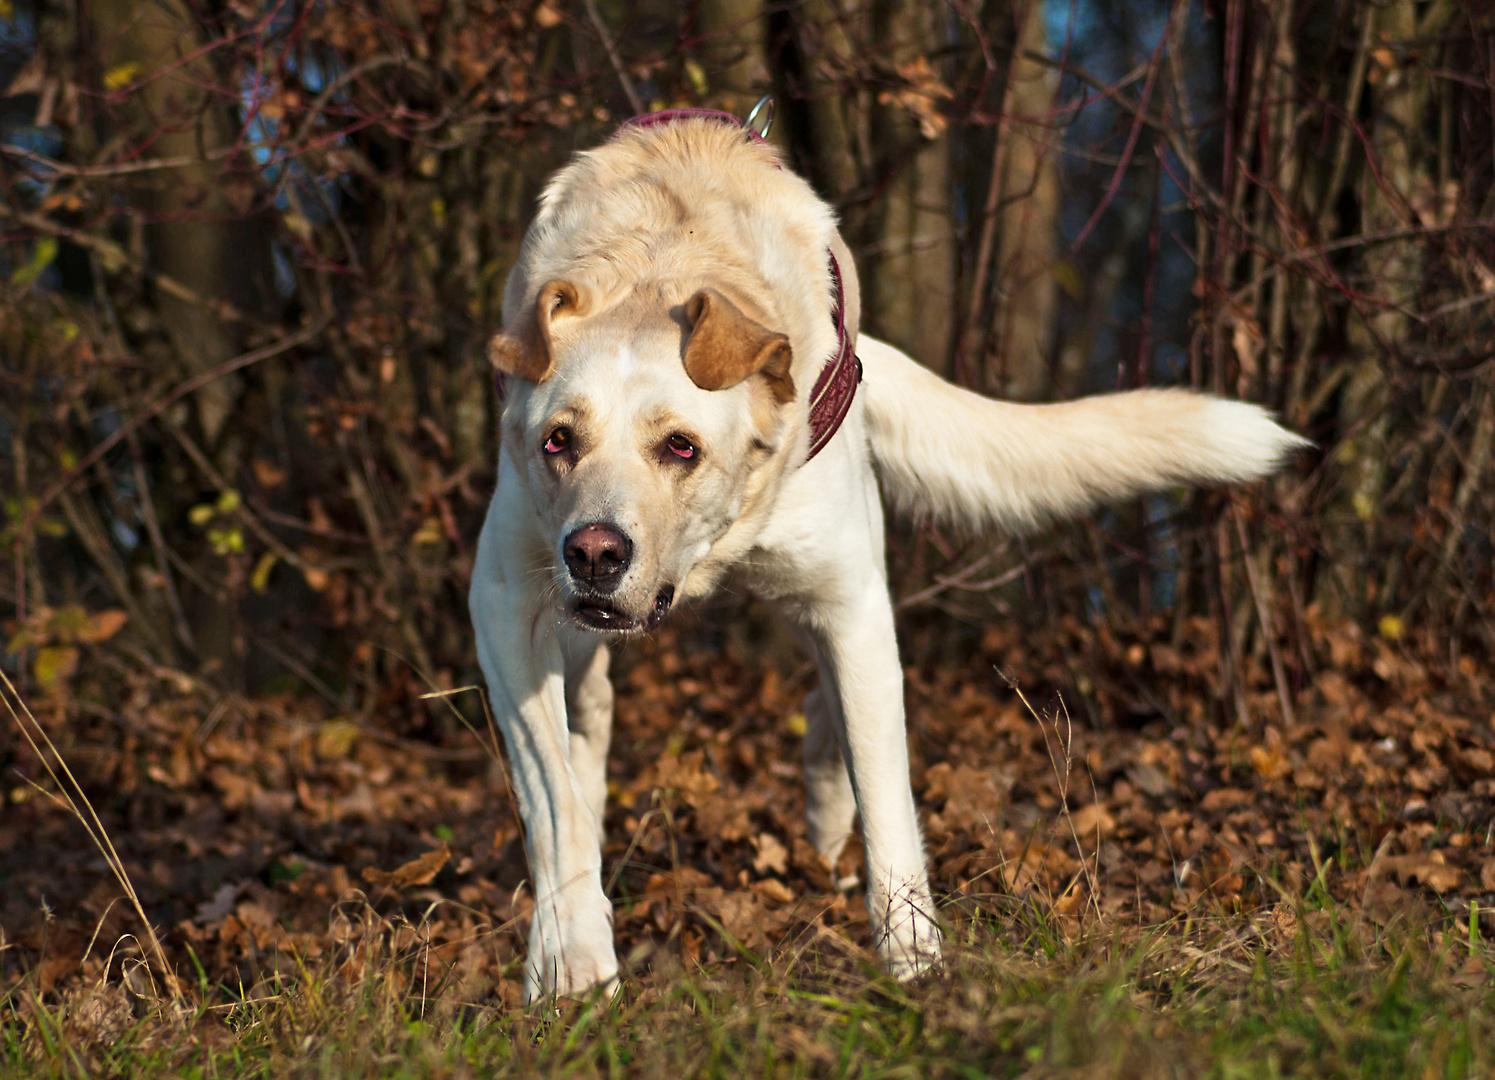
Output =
[{"x1": 745, "y1": 95, "x2": 775, "y2": 139}]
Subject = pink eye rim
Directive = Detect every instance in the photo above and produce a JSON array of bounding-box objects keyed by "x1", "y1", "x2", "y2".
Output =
[
  {"x1": 543, "y1": 427, "x2": 572, "y2": 455},
  {"x1": 665, "y1": 433, "x2": 696, "y2": 460}
]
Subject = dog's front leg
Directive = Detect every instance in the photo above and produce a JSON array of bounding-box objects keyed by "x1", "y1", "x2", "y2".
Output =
[
  {"x1": 562, "y1": 628, "x2": 613, "y2": 841},
  {"x1": 471, "y1": 531, "x2": 617, "y2": 1002},
  {"x1": 797, "y1": 577, "x2": 943, "y2": 979}
]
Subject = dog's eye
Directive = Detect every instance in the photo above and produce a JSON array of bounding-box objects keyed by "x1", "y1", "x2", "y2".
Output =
[
  {"x1": 665, "y1": 433, "x2": 696, "y2": 460},
  {"x1": 544, "y1": 427, "x2": 572, "y2": 455}
]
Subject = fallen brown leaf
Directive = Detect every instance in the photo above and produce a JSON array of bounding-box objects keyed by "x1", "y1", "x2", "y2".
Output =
[
  {"x1": 752, "y1": 833, "x2": 789, "y2": 876},
  {"x1": 1379, "y1": 852, "x2": 1464, "y2": 894},
  {"x1": 362, "y1": 842, "x2": 451, "y2": 889}
]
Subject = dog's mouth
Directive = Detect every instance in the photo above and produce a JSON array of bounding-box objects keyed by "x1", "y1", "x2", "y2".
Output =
[{"x1": 570, "y1": 585, "x2": 675, "y2": 634}]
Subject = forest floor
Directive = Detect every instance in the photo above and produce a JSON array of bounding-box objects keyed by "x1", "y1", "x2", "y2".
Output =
[{"x1": 4, "y1": 601, "x2": 1495, "y2": 1077}]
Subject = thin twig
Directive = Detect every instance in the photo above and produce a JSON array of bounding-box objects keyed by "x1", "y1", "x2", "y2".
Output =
[
  {"x1": 1068, "y1": 0, "x2": 1180, "y2": 251},
  {"x1": 16, "y1": 319, "x2": 327, "y2": 541},
  {"x1": 1, "y1": 143, "x2": 242, "y2": 178},
  {"x1": 0, "y1": 204, "x2": 259, "y2": 326},
  {"x1": 1232, "y1": 507, "x2": 1295, "y2": 729},
  {"x1": 582, "y1": 0, "x2": 643, "y2": 116},
  {"x1": 128, "y1": 433, "x2": 197, "y2": 657},
  {"x1": 895, "y1": 550, "x2": 1025, "y2": 611},
  {"x1": 165, "y1": 424, "x2": 316, "y2": 572}
]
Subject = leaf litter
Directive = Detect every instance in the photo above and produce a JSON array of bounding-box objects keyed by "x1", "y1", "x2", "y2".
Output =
[{"x1": 2, "y1": 599, "x2": 1493, "y2": 1037}]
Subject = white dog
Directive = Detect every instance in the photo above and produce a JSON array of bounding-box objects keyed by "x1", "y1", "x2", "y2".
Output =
[{"x1": 470, "y1": 112, "x2": 1305, "y2": 1001}]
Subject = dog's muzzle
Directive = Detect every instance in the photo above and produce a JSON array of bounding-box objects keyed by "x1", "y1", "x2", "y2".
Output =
[
  {"x1": 572, "y1": 584, "x2": 676, "y2": 634},
  {"x1": 562, "y1": 522, "x2": 677, "y2": 632}
]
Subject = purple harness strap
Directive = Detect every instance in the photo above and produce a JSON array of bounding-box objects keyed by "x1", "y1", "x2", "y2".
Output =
[{"x1": 500, "y1": 109, "x2": 862, "y2": 463}]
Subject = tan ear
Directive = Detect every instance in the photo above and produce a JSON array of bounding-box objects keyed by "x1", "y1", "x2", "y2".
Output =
[
  {"x1": 682, "y1": 289, "x2": 795, "y2": 404},
  {"x1": 486, "y1": 280, "x2": 581, "y2": 383}
]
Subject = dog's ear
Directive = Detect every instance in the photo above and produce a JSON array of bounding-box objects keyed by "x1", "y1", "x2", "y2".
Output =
[
  {"x1": 682, "y1": 289, "x2": 795, "y2": 404},
  {"x1": 487, "y1": 280, "x2": 582, "y2": 383}
]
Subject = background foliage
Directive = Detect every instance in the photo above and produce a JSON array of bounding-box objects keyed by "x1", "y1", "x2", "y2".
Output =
[{"x1": 4, "y1": 0, "x2": 1493, "y2": 719}]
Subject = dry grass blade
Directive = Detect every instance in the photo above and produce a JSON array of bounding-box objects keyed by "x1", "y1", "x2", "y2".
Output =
[
  {"x1": 418, "y1": 683, "x2": 505, "y2": 763},
  {"x1": 1007, "y1": 678, "x2": 1104, "y2": 922},
  {"x1": 0, "y1": 667, "x2": 184, "y2": 1006}
]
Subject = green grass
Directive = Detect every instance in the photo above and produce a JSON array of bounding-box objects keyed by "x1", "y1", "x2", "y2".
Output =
[
  {"x1": 4, "y1": 667, "x2": 1490, "y2": 1077},
  {"x1": 5, "y1": 895, "x2": 1492, "y2": 1079}
]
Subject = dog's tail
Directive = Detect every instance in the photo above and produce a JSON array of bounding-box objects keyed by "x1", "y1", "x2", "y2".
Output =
[{"x1": 859, "y1": 336, "x2": 1309, "y2": 533}]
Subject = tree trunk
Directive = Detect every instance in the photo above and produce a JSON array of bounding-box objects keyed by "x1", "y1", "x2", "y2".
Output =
[
  {"x1": 90, "y1": 0, "x2": 268, "y2": 445},
  {"x1": 89, "y1": 0, "x2": 271, "y2": 682},
  {"x1": 863, "y1": 0, "x2": 955, "y2": 375},
  {"x1": 986, "y1": 5, "x2": 1059, "y2": 401},
  {"x1": 698, "y1": 0, "x2": 770, "y2": 115},
  {"x1": 775, "y1": 0, "x2": 864, "y2": 233},
  {"x1": 1319, "y1": 0, "x2": 1434, "y2": 621}
]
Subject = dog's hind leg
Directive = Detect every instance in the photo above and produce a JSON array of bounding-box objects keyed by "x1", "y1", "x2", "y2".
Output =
[
  {"x1": 562, "y1": 629, "x2": 613, "y2": 842},
  {"x1": 802, "y1": 685, "x2": 858, "y2": 882}
]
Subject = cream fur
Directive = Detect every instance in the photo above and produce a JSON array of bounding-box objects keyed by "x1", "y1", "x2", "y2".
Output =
[
  {"x1": 470, "y1": 118, "x2": 1304, "y2": 1003},
  {"x1": 861, "y1": 337, "x2": 1310, "y2": 531}
]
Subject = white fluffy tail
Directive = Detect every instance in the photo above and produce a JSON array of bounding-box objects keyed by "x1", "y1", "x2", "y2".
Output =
[{"x1": 860, "y1": 336, "x2": 1308, "y2": 532}]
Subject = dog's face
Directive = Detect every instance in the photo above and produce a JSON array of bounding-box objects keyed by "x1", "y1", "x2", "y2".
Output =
[{"x1": 491, "y1": 281, "x2": 797, "y2": 634}]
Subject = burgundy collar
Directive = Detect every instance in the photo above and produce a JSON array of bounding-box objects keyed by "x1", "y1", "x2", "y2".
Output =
[
  {"x1": 617, "y1": 107, "x2": 770, "y2": 143},
  {"x1": 807, "y1": 254, "x2": 861, "y2": 461},
  {"x1": 499, "y1": 109, "x2": 862, "y2": 463}
]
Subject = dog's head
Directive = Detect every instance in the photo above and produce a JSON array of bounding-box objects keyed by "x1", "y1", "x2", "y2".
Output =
[{"x1": 488, "y1": 279, "x2": 798, "y2": 633}]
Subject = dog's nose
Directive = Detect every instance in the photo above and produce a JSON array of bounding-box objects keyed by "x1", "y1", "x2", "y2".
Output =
[{"x1": 563, "y1": 523, "x2": 632, "y2": 590}]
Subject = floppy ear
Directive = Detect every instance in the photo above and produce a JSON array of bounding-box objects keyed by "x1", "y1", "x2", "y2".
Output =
[
  {"x1": 683, "y1": 289, "x2": 795, "y2": 404},
  {"x1": 486, "y1": 280, "x2": 581, "y2": 383}
]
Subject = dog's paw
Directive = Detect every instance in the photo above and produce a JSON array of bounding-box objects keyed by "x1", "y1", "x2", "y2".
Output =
[
  {"x1": 882, "y1": 929, "x2": 942, "y2": 981},
  {"x1": 522, "y1": 890, "x2": 619, "y2": 1004},
  {"x1": 523, "y1": 947, "x2": 619, "y2": 1004},
  {"x1": 870, "y1": 884, "x2": 943, "y2": 981}
]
